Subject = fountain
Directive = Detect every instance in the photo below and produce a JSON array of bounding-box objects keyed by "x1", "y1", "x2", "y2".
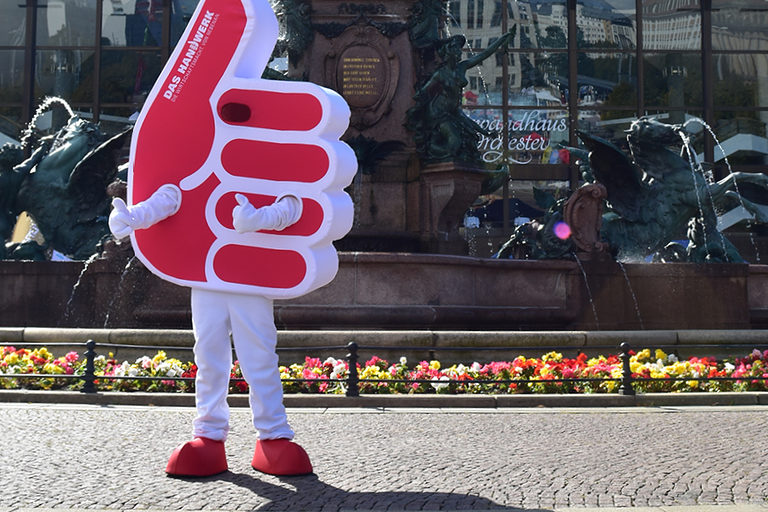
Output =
[
  {"x1": 1, "y1": 3, "x2": 768, "y2": 335},
  {"x1": 498, "y1": 117, "x2": 768, "y2": 264},
  {"x1": 0, "y1": 98, "x2": 131, "y2": 261},
  {"x1": 494, "y1": 115, "x2": 768, "y2": 330}
]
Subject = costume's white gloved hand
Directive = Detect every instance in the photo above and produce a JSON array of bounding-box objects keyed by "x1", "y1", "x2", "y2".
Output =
[
  {"x1": 109, "y1": 184, "x2": 182, "y2": 240},
  {"x1": 232, "y1": 193, "x2": 302, "y2": 233}
]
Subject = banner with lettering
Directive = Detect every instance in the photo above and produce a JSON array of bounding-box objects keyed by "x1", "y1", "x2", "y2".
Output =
[{"x1": 127, "y1": 0, "x2": 356, "y2": 299}]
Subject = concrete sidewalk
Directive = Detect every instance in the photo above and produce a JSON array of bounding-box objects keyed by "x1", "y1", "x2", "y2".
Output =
[
  {"x1": 1, "y1": 389, "x2": 768, "y2": 408},
  {"x1": 0, "y1": 403, "x2": 766, "y2": 511}
]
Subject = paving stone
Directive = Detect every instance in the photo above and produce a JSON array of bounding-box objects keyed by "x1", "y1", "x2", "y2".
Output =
[{"x1": 0, "y1": 404, "x2": 766, "y2": 511}]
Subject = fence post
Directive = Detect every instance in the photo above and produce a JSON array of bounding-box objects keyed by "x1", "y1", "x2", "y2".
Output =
[
  {"x1": 618, "y1": 341, "x2": 635, "y2": 396},
  {"x1": 81, "y1": 339, "x2": 97, "y2": 394},
  {"x1": 346, "y1": 342, "x2": 359, "y2": 397}
]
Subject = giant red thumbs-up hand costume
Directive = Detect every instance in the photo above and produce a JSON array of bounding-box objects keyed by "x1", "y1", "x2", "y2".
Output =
[
  {"x1": 112, "y1": 0, "x2": 355, "y2": 478},
  {"x1": 130, "y1": 0, "x2": 354, "y2": 298}
]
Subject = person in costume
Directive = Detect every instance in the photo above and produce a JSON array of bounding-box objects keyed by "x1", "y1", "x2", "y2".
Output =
[
  {"x1": 110, "y1": 0, "x2": 355, "y2": 479},
  {"x1": 110, "y1": 187, "x2": 312, "y2": 477}
]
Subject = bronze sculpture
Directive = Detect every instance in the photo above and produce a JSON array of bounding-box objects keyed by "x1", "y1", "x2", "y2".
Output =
[
  {"x1": 0, "y1": 113, "x2": 129, "y2": 260},
  {"x1": 498, "y1": 117, "x2": 768, "y2": 262},
  {"x1": 406, "y1": 28, "x2": 515, "y2": 164}
]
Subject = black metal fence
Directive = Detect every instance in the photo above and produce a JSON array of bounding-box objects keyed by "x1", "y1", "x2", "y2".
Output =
[{"x1": 1, "y1": 340, "x2": 767, "y2": 397}]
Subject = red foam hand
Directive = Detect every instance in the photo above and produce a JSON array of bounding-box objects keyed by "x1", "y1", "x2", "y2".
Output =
[{"x1": 128, "y1": 0, "x2": 355, "y2": 298}]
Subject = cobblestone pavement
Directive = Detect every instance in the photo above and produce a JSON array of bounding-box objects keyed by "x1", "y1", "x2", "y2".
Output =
[{"x1": 0, "y1": 404, "x2": 767, "y2": 511}]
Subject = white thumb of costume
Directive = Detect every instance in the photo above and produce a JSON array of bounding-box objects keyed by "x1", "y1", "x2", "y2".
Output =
[
  {"x1": 232, "y1": 193, "x2": 302, "y2": 234},
  {"x1": 108, "y1": 184, "x2": 182, "y2": 240}
]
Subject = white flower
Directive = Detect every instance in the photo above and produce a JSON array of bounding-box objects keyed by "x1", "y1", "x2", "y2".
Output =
[
  {"x1": 430, "y1": 375, "x2": 451, "y2": 390},
  {"x1": 128, "y1": 367, "x2": 139, "y2": 377},
  {"x1": 113, "y1": 361, "x2": 130, "y2": 377},
  {"x1": 399, "y1": 357, "x2": 408, "y2": 365},
  {"x1": 724, "y1": 362, "x2": 735, "y2": 371},
  {"x1": 668, "y1": 354, "x2": 679, "y2": 363},
  {"x1": 470, "y1": 362, "x2": 481, "y2": 372}
]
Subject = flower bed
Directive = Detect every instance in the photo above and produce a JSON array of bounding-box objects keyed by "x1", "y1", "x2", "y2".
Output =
[{"x1": 1, "y1": 346, "x2": 767, "y2": 394}]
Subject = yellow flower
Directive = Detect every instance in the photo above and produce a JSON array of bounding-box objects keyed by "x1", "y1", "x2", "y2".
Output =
[
  {"x1": 429, "y1": 360, "x2": 440, "y2": 370},
  {"x1": 588, "y1": 356, "x2": 606, "y2": 366},
  {"x1": 687, "y1": 380, "x2": 699, "y2": 389},
  {"x1": 152, "y1": 351, "x2": 167, "y2": 365},
  {"x1": 6, "y1": 352, "x2": 19, "y2": 365},
  {"x1": 43, "y1": 362, "x2": 64, "y2": 375},
  {"x1": 655, "y1": 348, "x2": 667, "y2": 361},
  {"x1": 629, "y1": 361, "x2": 641, "y2": 373}
]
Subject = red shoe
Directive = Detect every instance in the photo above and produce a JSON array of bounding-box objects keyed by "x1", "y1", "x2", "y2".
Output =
[
  {"x1": 251, "y1": 439, "x2": 313, "y2": 476},
  {"x1": 166, "y1": 437, "x2": 227, "y2": 477}
]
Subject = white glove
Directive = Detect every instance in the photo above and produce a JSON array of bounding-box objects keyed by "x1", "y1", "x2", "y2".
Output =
[
  {"x1": 109, "y1": 184, "x2": 182, "y2": 240},
  {"x1": 232, "y1": 193, "x2": 302, "y2": 234}
]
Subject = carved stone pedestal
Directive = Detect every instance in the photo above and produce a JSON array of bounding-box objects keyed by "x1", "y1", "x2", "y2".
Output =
[
  {"x1": 420, "y1": 161, "x2": 490, "y2": 254},
  {"x1": 563, "y1": 183, "x2": 610, "y2": 260}
]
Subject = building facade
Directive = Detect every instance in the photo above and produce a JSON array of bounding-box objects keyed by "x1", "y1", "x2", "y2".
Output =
[{"x1": 1, "y1": 0, "x2": 767, "y2": 197}]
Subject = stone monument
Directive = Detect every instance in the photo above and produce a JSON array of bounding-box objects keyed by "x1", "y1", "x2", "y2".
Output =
[{"x1": 282, "y1": 0, "x2": 509, "y2": 253}]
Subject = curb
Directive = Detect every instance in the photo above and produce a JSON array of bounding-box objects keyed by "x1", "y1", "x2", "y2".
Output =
[{"x1": 1, "y1": 390, "x2": 767, "y2": 408}]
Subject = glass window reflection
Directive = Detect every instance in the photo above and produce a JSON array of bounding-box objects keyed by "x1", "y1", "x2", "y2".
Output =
[
  {"x1": 171, "y1": 0, "x2": 203, "y2": 48},
  {"x1": 577, "y1": 52, "x2": 637, "y2": 107},
  {"x1": 643, "y1": 53, "x2": 703, "y2": 109},
  {"x1": 508, "y1": 51, "x2": 568, "y2": 99},
  {"x1": 0, "y1": 50, "x2": 25, "y2": 104},
  {"x1": 0, "y1": 4, "x2": 26, "y2": 46},
  {"x1": 526, "y1": 1, "x2": 568, "y2": 49},
  {"x1": 0, "y1": 108, "x2": 23, "y2": 145},
  {"x1": 100, "y1": 50, "x2": 163, "y2": 105},
  {"x1": 36, "y1": 0, "x2": 97, "y2": 47},
  {"x1": 466, "y1": 107, "x2": 568, "y2": 165},
  {"x1": 576, "y1": 0, "x2": 636, "y2": 49},
  {"x1": 712, "y1": 1, "x2": 768, "y2": 51},
  {"x1": 452, "y1": 0, "x2": 567, "y2": 50},
  {"x1": 35, "y1": 49, "x2": 95, "y2": 104},
  {"x1": 642, "y1": 0, "x2": 701, "y2": 51},
  {"x1": 712, "y1": 54, "x2": 768, "y2": 109},
  {"x1": 102, "y1": 0, "x2": 163, "y2": 47},
  {"x1": 712, "y1": 111, "x2": 768, "y2": 167}
]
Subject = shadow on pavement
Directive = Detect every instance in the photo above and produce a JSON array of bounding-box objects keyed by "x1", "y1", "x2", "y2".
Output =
[{"x1": 203, "y1": 470, "x2": 548, "y2": 511}]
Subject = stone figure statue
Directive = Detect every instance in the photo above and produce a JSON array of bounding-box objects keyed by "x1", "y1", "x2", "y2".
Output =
[
  {"x1": 580, "y1": 117, "x2": 768, "y2": 262},
  {"x1": 408, "y1": 0, "x2": 445, "y2": 50},
  {"x1": 406, "y1": 28, "x2": 515, "y2": 164},
  {"x1": 497, "y1": 116, "x2": 768, "y2": 262},
  {"x1": 272, "y1": 0, "x2": 313, "y2": 63},
  {"x1": 0, "y1": 115, "x2": 130, "y2": 260}
]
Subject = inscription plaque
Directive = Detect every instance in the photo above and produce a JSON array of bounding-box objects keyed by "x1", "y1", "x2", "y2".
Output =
[{"x1": 338, "y1": 45, "x2": 385, "y2": 108}]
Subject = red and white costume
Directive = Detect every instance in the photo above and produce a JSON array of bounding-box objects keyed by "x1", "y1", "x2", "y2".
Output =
[{"x1": 109, "y1": 0, "x2": 355, "y2": 477}]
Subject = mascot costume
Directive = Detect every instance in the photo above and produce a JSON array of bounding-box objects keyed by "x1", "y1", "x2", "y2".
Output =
[{"x1": 109, "y1": 0, "x2": 355, "y2": 477}]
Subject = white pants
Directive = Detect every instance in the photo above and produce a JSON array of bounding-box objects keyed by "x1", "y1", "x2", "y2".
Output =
[{"x1": 190, "y1": 288, "x2": 294, "y2": 442}]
